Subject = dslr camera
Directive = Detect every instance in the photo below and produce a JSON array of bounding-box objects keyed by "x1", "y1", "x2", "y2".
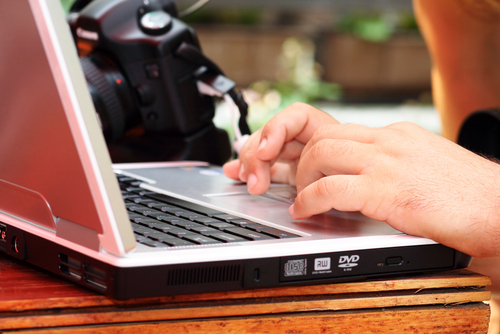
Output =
[{"x1": 68, "y1": 0, "x2": 249, "y2": 164}]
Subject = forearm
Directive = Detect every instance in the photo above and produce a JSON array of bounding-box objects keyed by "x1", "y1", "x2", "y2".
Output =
[{"x1": 414, "y1": 0, "x2": 500, "y2": 141}]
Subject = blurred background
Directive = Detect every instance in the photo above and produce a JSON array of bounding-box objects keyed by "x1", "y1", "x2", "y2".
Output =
[
  {"x1": 179, "y1": 0, "x2": 439, "y2": 137},
  {"x1": 61, "y1": 0, "x2": 440, "y2": 138}
]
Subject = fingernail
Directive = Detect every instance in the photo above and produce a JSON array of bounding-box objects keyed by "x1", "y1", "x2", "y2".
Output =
[
  {"x1": 257, "y1": 138, "x2": 267, "y2": 151},
  {"x1": 239, "y1": 164, "x2": 247, "y2": 181},
  {"x1": 289, "y1": 204, "x2": 294, "y2": 216},
  {"x1": 247, "y1": 173, "x2": 257, "y2": 190}
]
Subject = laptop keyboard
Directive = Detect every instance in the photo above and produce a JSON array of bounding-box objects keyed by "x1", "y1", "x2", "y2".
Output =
[{"x1": 117, "y1": 174, "x2": 300, "y2": 248}]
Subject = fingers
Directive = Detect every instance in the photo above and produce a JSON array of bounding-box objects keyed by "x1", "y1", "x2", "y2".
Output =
[
  {"x1": 290, "y1": 175, "x2": 371, "y2": 219},
  {"x1": 222, "y1": 159, "x2": 241, "y2": 181},
  {"x1": 295, "y1": 139, "x2": 375, "y2": 192},
  {"x1": 238, "y1": 137, "x2": 271, "y2": 194},
  {"x1": 290, "y1": 124, "x2": 391, "y2": 219},
  {"x1": 226, "y1": 102, "x2": 339, "y2": 194},
  {"x1": 256, "y1": 103, "x2": 339, "y2": 162},
  {"x1": 300, "y1": 123, "x2": 380, "y2": 161},
  {"x1": 270, "y1": 162, "x2": 297, "y2": 185}
]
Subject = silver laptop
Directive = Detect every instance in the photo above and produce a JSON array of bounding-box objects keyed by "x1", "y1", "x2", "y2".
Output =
[{"x1": 0, "y1": 0, "x2": 470, "y2": 299}]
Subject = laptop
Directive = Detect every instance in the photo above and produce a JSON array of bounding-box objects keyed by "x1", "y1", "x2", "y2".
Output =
[{"x1": 0, "y1": 0, "x2": 471, "y2": 300}]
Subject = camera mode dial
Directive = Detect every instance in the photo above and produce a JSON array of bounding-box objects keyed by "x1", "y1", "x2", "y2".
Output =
[{"x1": 139, "y1": 10, "x2": 172, "y2": 35}]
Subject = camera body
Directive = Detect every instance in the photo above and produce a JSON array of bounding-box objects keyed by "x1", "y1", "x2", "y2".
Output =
[{"x1": 68, "y1": 0, "x2": 232, "y2": 164}]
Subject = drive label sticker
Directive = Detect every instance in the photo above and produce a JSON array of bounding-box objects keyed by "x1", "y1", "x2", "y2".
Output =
[
  {"x1": 312, "y1": 257, "x2": 332, "y2": 275},
  {"x1": 314, "y1": 258, "x2": 331, "y2": 271},
  {"x1": 284, "y1": 259, "x2": 307, "y2": 277}
]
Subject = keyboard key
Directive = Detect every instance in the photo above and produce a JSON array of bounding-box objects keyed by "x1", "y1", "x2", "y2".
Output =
[
  {"x1": 158, "y1": 215, "x2": 189, "y2": 224},
  {"x1": 210, "y1": 233, "x2": 247, "y2": 243},
  {"x1": 128, "y1": 181, "x2": 142, "y2": 187},
  {"x1": 167, "y1": 229, "x2": 198, "y2": 238},
  {"x1": 206, "y1": 222, "x2": 236, "y2": 230},
  {"x1": 126, "y1": 204, "x2": 161, "y2": 216},
  {"x1": 117, "y1": 176, "x2": 136, "y2": 183},
  {"x1": 170, "y1": 220, "x2": 204, "y2": 229},
  {"x1": 245, "y1": 223, "x2": 274, "y2": 232},
  {"x1": 126, "y1": 187, "x2": 143, "y2": 192},
  {"x1": 132, "y1": 226, "x2": 163, "y2": 237},
  {"x1": 144, "y1": 221, "x2": 173, "y2": 230},
  {"x1": 139, "y1": 239, "x2": 170, "y2": 248},
  {"x1": 163, "y1": 207, "x2": 189, "y2": 216},
  {"x1": 133, "y1": 217, "x2": 161, "y2": 226},
  {"x1": 149, "y1": 234, "x2": 177, "y2": 242},
  {"x1": 225, "y1": 227, "x2": 274, "y2": 241},
  {"x1": 183, "y1": 235, "x2": 222, "y2": 245},
  {"x1": 123, "y1": 193, "x2": 141, "y2": 200},
  {"x1": 150, "y1": 203, "x2": 182, "y2": 210},
  {"x1": 189, "y1": 226, "x2": 220, "y2": 235},
  {"x1": 154, "y1": 225, "x2": 186, "y2": 233},
  {"x1": 134, "y1": 190, "x2": 156, "y2": 197},
  {"x1": 230, "y1": 220, "x2": 259, "y2": 227},
  {"x1": 262, "y1": 229, "x2": 300, "y2": 239},
  {"x1": 179, "y1": 213, "x2": 205, "y2": 221},
  {"x1": 128, "y1": 212, "x2": 145, "y2": 220},
  {"x1": 147, "y1": 202, "x2": 177, "y2": 210},
  {"x1": 163, "y1": 239, "x2": 197, "y2": 246},
  {"x1": 126, "y1": 187, "x2": 156, "y2": 196},
  {"x1": 147, "y1": 212, "x2": 176, "y2": 220},
  {"x1": 132, "y1": 198, "x2": 156, "y2": 205},
  {"x1": 134, "y1": 233, "x2": 149, "y2": 242},
  {"x1": 213, "y1": 214, "x2": 246, "y2": 222},
  {"x1": 131, "y1": 222, "x2": 144, "y2": 229},
  {"x1": 194, "y1": 217, "x2": 223, "y2": 225}
]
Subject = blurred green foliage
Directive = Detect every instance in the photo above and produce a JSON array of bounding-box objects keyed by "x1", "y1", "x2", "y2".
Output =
[
  {"x1": 337, "y1": 12, "x2": 420, "y2": 43},
  {"x1": 337, "y1": 14, "x2": 394, "y2": 43},
  {"x1": 241, "y1": 37, "x2": 341, "y2": 132},
  {"x1": 60, "y1": 0, "x2": 74, "y2": 13},
  {"x1": 398, "y1": 12, "x2": 419, "y2": 31}
]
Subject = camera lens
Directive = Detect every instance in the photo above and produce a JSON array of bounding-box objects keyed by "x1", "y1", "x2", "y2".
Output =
[{"x1": 79, "y1": 54, "x2": 140, "y2": 142}]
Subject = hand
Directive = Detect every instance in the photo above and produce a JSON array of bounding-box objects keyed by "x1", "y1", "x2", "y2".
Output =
[
  {"x1": 291, "y1": 121, "x2": 500, "y2": 257},
  {"x1": 223, "y1": 102, "x2": 338, "y2": 194}
]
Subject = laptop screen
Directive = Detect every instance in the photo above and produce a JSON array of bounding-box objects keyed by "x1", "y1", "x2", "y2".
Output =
[{"x1": 0, "y1": 0, "x2": 135, "y2": 255}]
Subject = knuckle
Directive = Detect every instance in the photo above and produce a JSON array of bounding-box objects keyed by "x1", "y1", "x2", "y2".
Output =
[
  {"x1": 287, "y1": 102, "x2": 321, "y2": 117},
  {"x1": 324, "y1": 139, "x2": 353, "y2": 159},
  {"x1": 241, "y1": 148, "x2": 257, "y2": 162},
  {"x1": 314, "y1": 177, "x2": 334, "y2": 200},
  {"x1": 308, "y1": 140, "x2": 331, "y2": 162},
  {"x1": 313, "y1": 124, "x2": 334, "y2": 138},
  {"x1": 386, "y1": 121, "x2": 418, "y2": 133}
]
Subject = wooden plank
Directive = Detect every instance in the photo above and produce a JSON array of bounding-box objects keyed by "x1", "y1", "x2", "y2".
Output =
[
  {"x1": 0, "y1": 289, "x2": 490, "y2": 330},
  {"x1": 0, "y1": 272, "x2": 490, "y2": 312},
  {"x1": 6, "y1": 304, "x2": 490, "y2": 334},
  {"x1": 0, "y1": 255, "x2": 491, "y2": 333}
]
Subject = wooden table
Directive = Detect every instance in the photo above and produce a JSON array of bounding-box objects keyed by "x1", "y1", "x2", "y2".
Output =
[{"x1": 0, "y1": 252, "x2": 491, "y2": 333}]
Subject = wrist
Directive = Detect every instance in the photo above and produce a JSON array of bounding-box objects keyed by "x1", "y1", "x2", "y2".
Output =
[{"x1": 472, "y1": 159, "x2": 500, "y2": 257}]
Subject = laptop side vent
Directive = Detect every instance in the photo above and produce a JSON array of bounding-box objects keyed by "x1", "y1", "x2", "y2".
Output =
[{"x1": 166, "y1": 265, "x2": 241, "y2": 286}]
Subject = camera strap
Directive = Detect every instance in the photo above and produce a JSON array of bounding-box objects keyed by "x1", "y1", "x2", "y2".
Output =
[{"x1": 175, "y1": 42, "x2": 251, "y2": 138}]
